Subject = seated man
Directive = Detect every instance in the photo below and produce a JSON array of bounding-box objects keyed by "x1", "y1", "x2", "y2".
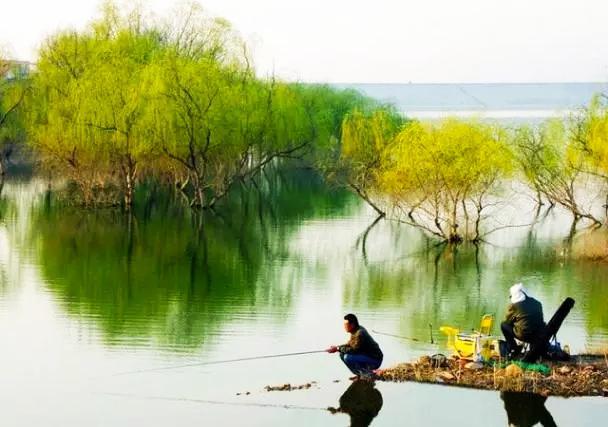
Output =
[
  {"x1": 502, "y1": 283, "x2": 546, "y2": 358},
  {"x1": 327, "y1": 313, "x2": 383, "y2": 377}
]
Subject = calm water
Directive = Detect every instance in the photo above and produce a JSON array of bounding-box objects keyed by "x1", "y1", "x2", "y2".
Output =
[
  {"x1": 0, "y1": 169, "x2": 606, "y2": 426},
  {"x1": 337, "y1": 82, "x2": 608, "y2": 122}
]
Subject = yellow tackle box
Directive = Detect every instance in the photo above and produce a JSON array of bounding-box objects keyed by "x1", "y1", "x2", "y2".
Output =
[{"x1": 440, "y1": 314, "x2": 501, "y2": 361}]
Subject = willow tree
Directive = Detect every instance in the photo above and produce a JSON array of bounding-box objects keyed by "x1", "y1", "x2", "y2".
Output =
[
  {"x1": 28, "y1": 32, "x2": 107, "y2": 205},
  {"x1": 514, "y1": 119, "x2": 602, "y2": 227},
  {"x1": 336, "y1": 107, "x2": 404, "y2": 216},
  {"x1": 28, "y1": 1, "x2": 376, "y2": 209},
  {"x1": 28, "y1": 4, "x2": 163, "y2": 207},
  {"x1": 379, "y1": 119, "x2": 512, "y2": 242},
  {"x1": 0, "y1": 55, "x2": 28, "y2": 179},
  {"x1": 152, "y1": 29, "x2": 361, "y2": 208},
  {"x1": 149, "y1": 45, "x2": 259, "y2": 207},
  {"x1": 570, "y1": 95, "x2": 608, "y2": 218},
  {"x1": 78, "y1": 10, "x2": 165, "y2": 208}
]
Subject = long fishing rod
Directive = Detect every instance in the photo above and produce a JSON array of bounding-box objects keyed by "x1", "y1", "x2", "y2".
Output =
[
  {"x1": 372, "y1": 330, "x2": 421, "y2": 342},
  {"x1": 113, "y1": 349, "x2": 327, "y2": 377},
  {"x1": 373, "y1": 323, "x2": 436, "y2": 345}
]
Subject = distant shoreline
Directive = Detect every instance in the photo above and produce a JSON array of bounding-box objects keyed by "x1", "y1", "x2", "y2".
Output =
[
  {"x1": 403, "y1": 108, "x2": 572, "y2": 120},
  {"x1": 334, "y1": 82, "x2": 608, "y2": 116}
]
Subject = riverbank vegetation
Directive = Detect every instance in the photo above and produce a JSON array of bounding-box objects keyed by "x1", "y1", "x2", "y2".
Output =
[{"x1": 2, "y1": 1, "x2": 608, "y2": 247}]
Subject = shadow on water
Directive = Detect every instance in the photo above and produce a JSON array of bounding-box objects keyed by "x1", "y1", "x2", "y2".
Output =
[
  {"x1": 329, "y1": 381, "x2": 383, "y2": 427},
  {"x1": 501, "y1": 392, "x2": 557, "y2": 427}
]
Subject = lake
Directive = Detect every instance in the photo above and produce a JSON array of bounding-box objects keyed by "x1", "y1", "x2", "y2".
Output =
[
  {"x1": 337, "y1": 82, "x2": 608, "y2": 123},
  {"x1": 0, "y1": 158, "x2": 606, "y2": 426}
]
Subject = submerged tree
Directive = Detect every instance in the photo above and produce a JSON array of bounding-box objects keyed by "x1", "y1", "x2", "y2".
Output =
[
  {"x1": 513, "y1": 119, "x2": 602, "y2": 228},
  {"x1": 378, "y1": 119, "x2": 512, "y2": 242},
  {"x1": 569, "y1": 94, "x2": 608, "y2": 219},
  {"x1": 28, "y1": 4, "x2": 167, "y2": 207},
  {"x1": 332, "y1": 107, "x2": 404, "y2": 216}
]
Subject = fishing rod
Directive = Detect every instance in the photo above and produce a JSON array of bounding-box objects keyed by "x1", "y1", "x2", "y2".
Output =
[
  {"x1": 113, "y1": 349, "x2": 327, "y2": 377},
  {"x1": 372, "y1": 323, "x2": 436, "y2": 345},
  {"x1": 372, "y1": 330, "x2": 421, "y2": 342}
]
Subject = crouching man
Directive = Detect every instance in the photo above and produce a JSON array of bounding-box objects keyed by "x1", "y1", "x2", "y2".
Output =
[{"x1": 327, "y1": 314, "x2": 383, "y2": 378}]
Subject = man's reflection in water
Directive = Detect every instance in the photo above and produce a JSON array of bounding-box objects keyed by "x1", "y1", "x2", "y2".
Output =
[
  {"x1": 501, "y1": 392, "x2": 557, "y2": 427},
  {"x1": 329, "y1": 380, "x2": 383, "y2": 427}
]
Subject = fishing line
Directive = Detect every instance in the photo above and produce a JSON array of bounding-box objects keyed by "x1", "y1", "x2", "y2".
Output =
[
  {"x1": 96, "y1": 391, "x2": 330, "y2": 412},
  {"x1": 372, "y1": 330, "x2": 421, "y2": 342},
  {"x1": 112, "y1": 349, "x2": 327, "y2": 377},
  {"x1": 373, "y1": 324, "x2": 438, "y2": 346}
]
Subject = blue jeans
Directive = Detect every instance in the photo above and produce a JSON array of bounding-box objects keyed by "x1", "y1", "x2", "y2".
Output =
[{"x1": 340, "y1": 353, "x2": 382, "y2": 375}]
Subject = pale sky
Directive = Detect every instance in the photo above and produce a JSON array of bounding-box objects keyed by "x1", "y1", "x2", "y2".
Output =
[{"x1": 1, "y1": 0, "x2": 607, "y2": 83}]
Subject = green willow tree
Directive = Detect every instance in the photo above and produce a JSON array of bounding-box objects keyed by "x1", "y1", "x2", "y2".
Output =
[
  {"x1": 337, "y1": 115, "x2": 512, "y2": 242},
  {"x1": 379, "y1": 119, "x2": 513, "y2": 242},
  {"x1": 569, "y1": 95, "x2": 608, "y2": 219},
  {"x1": 332, "y1": 107, "x2": 404, "y2": 216},
  {"x1": 150, "y1": 49, "x2": 269, "y2": 208},
  {"x1": 27, "y1": 1, "x2": 368, "y2": 209},
  {"x1": 28, "y1": 5, "x2": 164, "y2": 207},
  {"x1": 513, "y1": 120, "x2": 602, "y2": 227}
]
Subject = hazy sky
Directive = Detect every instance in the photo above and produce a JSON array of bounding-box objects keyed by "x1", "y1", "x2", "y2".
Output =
[{"x1": 1, "y1": 0, "x2": 607, "y2": 83}]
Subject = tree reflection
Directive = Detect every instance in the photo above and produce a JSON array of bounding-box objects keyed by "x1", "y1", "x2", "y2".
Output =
[
  {"x1": 343, "y1": 234, "x2": 608, "y2": 346},
  {"x1": 28, "y1": 170, "x2": 357, "y2": 350}
]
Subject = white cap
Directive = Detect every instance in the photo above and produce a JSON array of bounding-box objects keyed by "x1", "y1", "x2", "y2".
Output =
[{"x1": 509, "y1": 283, "x2": 528, "y2": 304}]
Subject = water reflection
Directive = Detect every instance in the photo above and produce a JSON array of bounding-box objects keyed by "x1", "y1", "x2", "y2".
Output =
[
  {"x1": 342, "y1": 237, "x2": 608, "y2": 352},
  {"x1": 27, "y1": 171, "x2": 358, "y2": 351},
  {"x1": 329, "y1": 381, "x2": 383, "y2": 427},
  {"x1": 11, "y1": 167, "x2": 608, "y2": 356},
  {"x1": 0, "y1": 172, "x2": 606, "y2": 426},
  {"x1": 501, "y1": 392, "x2": 557, "y2": 427}
]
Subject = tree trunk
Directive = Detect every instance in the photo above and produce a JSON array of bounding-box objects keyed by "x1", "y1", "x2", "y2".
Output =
[
  {"x1": 122, "y1": 156, "x2": 137, "y2": 210},
  {"x1": 449, "y1": 200, "x2": 461, "y2": 243},
  {"x1": 0, "y1": 156, "x2": 5, "y2": 195},
  {"x1": 348, "y1": 182, "x2": 385, "y2": 217},
  {"x1": 190, "y1": 170, "x2": 205, "y2": 208}
]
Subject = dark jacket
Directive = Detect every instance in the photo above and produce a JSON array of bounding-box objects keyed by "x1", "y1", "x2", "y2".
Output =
[
  {"x1": 505, "y1": 296, "x2": 545, "y2": 341},
  {"x1": 339, "y1": 326, "x2": 383, "y2": 361}
]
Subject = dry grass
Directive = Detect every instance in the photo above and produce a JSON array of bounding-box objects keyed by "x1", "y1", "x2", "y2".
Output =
[{"x1": 572, "y1": 230, "x2": 608, "y2": 261}]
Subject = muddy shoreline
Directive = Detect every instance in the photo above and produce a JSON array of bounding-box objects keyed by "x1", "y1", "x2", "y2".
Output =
[{"x1": 375, "y1": 354, "x2": 608, "y2": 397}]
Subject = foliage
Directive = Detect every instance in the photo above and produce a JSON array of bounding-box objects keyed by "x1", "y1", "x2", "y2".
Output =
[
  {"x1": 338, "y1": 116, "x2": 512, "y2": 242},
  {"x1": 513, "y1": 119, "x2": 601, "y2": 225},
  {"x1": 327, "y1": 107, "x2": 404, "y2": 215},
  {"x1": 571, "y1": 95, "x2": 608, "y2": 177},
  {"x1": 26, "y1": 1, "x2": 367, "y2": 209}
]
